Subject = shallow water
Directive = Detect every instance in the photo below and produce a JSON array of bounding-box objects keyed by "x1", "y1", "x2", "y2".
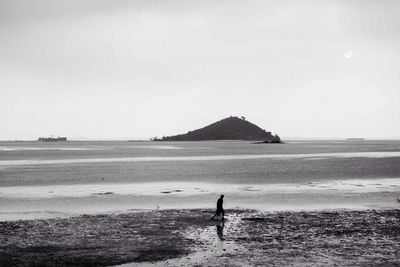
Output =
[{"x1": 1, "y1": 140, "x2": 400, "y2": 220}]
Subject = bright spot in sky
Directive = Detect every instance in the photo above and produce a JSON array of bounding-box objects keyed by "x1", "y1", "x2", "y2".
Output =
[{"x1": 344, "y1": 51, "x2": 354, "y2": 59}]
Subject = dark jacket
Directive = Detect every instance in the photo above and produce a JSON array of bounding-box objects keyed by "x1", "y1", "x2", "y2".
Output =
[{"x1": 217, "y1": 198, "x2": 224, "y2": 211}]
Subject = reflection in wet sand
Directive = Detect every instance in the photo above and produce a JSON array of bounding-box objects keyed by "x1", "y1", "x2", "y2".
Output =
[
  {"x1": 216, "y1": 221, "x2": 225, "y2": 241},
  {"x1": 1, "y1": 178, "x2": 398, "y2": 199}
]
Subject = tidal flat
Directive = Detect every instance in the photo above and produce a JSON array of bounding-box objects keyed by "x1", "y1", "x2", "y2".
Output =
[{"x1": 0, "y1": 209, "x2": 399, "y2": 266}]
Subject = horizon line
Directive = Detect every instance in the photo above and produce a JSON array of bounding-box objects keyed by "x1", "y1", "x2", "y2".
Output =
[{"x1": 1, "y1": 137, "x2": 400, "y2": 142}]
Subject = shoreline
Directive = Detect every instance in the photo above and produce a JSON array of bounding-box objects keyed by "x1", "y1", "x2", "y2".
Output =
[
  {"x1": 1, "y1": 177, "x2": 399, "y2": 221},
  {"x1": 1, "y1": 203, "x2": 399, "y2": 222},
  {"x1": 0, "y1": 208, "x2": 399, "y2": 266},
  {"x1": 1, "y1": 178, "x2": 400, "y2": 198}
]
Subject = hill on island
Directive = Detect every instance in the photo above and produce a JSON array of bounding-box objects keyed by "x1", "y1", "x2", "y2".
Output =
[{"x1": 161, "y1": 116, "x2": 281, "y2": 142}]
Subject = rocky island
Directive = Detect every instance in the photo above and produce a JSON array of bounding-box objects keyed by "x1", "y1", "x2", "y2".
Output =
[{"x1": 161, "y1": 116, "x2": 281, "y2": 142}]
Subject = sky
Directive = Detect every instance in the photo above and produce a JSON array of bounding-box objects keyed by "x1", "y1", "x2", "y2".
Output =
[{"x1": 0, "y1": 0, "x2": 399, "y2": 140}]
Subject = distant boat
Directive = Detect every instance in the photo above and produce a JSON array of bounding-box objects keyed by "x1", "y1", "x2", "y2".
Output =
[
  {"x1": 38, "y1": 136, "x2": 67, "y2": 142},
  {"x1": 345, "y1": 138, "x2": 365, "y2": 141}
]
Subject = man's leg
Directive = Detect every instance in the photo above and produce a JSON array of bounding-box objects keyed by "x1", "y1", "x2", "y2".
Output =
[{"x1": 210, "y1": 212, "x2": 217, "y2": 220}]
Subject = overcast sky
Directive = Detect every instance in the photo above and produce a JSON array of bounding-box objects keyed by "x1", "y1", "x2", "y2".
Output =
[{"x1": 0, "y1": 0, "x2": 399, "y2": 140}]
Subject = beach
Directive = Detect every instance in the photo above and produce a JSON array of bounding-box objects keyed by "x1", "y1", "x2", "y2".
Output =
[{"x1": 1, "y1": 208, "x2": 399, "y2": 266}]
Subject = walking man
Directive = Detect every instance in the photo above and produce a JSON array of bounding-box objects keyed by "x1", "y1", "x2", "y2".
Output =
[{"x1": 211, "y1": 195, "x2": 225, "y2": 221}]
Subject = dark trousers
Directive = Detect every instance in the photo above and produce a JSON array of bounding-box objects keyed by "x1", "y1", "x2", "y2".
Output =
[{"x1": 211, "y1": 209, "x2": 225, "y2": 219}]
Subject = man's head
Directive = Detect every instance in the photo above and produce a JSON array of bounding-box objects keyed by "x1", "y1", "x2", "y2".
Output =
[{"x1": 220, "y1": 195, "x2": 224, "y2": 199}]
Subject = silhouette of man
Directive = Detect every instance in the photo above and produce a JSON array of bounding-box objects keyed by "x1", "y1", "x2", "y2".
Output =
[{"x1": 211, "y1": 195, "x2": 225, "y2": 220}]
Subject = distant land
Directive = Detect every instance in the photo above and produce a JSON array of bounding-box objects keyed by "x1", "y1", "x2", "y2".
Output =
[
  {"x1": 38, "y1": 136, "x2": 67, "y2": 142},
  {"x1": 160, "y1": 116, "x2": 281, "y2": 142}
]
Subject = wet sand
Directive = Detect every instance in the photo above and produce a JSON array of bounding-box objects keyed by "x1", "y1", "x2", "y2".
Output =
[
  {"x1": 1, "y1": 177, "x2": 399, "y2": 221},
  {"x1": 1, "y1": 209, "x2": 399, "y2": 266}
]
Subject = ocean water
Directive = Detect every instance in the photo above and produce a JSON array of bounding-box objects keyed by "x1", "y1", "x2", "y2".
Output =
[{"x1": 1, "y1": 140, "x2": 400, "y2": 220}]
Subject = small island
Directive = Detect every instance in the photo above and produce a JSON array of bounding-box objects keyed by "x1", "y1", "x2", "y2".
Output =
[
  {"x1": 38, "y1": 136, "x2": 67, "y2": 142},
  {"x1": 160, "y1": 116, "x2": 281, "y2": 142}
]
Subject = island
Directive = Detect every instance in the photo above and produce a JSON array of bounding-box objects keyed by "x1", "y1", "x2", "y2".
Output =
[
  {"x1": 160, "y1": 116, "x2": 281, "y2": 142},
  {"x1": 38, "y1": 136, "x2": 67, "y2": 142}
]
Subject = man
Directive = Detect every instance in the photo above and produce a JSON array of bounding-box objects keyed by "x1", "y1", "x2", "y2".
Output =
[{"x1": 211, "y1": 195, "x2": 225, "y2": 220}]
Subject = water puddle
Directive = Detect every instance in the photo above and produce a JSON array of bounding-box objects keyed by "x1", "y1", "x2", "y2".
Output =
[{"x1": 119, "y1": 214, "x2": 248, "y2": 267}]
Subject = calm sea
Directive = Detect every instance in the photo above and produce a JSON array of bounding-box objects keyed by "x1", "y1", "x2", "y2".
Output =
[{"x1": 1, "y1": 140, "x2": 400, "y2": 220}]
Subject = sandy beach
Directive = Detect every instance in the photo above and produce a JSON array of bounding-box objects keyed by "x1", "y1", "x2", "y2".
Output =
[{"x1": 1, "y1": 208, "x2": 399, "y2": 266}]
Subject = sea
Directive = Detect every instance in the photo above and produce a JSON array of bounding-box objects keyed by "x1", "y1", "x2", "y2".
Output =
[{"x1": 1, "y1": 140, "x2": 400, "y2": 220}]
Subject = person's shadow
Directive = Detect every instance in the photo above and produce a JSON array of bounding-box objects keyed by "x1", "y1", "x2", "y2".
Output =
[{"x1": 216, "y1": 220, "x2": 225, "y2": 241}]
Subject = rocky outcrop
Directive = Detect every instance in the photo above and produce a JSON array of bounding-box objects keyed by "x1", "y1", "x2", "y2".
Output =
[{"x1": 161, "y1": 116, "x2": 281, "y2": 142}]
